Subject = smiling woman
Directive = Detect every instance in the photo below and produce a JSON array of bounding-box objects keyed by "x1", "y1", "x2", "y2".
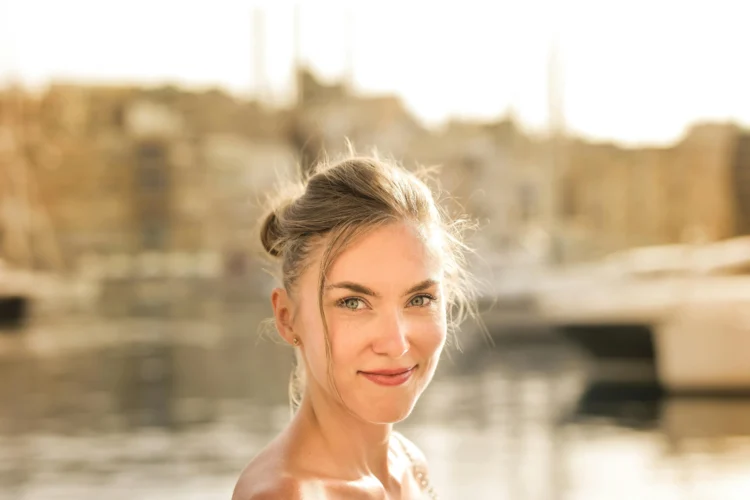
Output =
[{"x1": 232, "y1": 155, "x2": 477, "y2": 499}]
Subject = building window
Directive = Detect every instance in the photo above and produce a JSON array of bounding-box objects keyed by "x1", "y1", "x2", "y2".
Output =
[
  {"x1": 139, "y1": 143, "x2": 166, "y2": 162},
  {"x1": 137, "y1": 142, "x2": 169, "y2": 192},
  {"x1": 519, "y1": 184, "x2": 537, "y2": 223},
  {"x1": 142, "y1": 221, "x2": 167, "y2": 250},
  {"x1": 562, "y1": 176, "x2": 578, "y2": 218},
  {"x1": 139, "y1": 167, "x2": 165, "y2": 191}
]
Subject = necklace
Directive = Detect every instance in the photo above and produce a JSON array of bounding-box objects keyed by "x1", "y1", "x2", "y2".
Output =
[{"x1": 393, "y1": 433, "x2": 438, "y2": 500}]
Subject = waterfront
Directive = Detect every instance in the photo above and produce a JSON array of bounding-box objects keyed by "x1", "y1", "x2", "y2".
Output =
[{"x1": 2, "y1": 312, "x2": 750, "y2": 499}]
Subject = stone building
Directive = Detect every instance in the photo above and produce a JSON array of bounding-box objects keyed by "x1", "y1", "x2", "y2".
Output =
[
  {"x1": 558, "y1": 123, "x2": 748, "y2": 261},
  {"x1": 9, "y1": 75, "x2": 750, "y2": 279}
]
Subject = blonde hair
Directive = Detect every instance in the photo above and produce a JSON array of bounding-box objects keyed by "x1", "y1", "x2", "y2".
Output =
[{"x1": 259, "y1": 154, "x2": 478, "y2": 411}]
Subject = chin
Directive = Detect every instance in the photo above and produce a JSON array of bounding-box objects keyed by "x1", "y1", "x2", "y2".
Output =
[
  {"x1": 348, "y1": 395, "x2": 419, "y2": 424},
  {"x1": 364, "y1": 404, "x2": 416, "y2": 424}
]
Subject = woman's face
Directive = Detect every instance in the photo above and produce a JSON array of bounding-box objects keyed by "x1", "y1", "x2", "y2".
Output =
[{"x1": 292, "y1": 222, "x2": 447, "y2": 424}]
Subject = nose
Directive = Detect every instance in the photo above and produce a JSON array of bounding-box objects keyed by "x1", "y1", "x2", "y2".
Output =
[{"x1": 372, "y1": 309, "x2": 410, "y2": 358}]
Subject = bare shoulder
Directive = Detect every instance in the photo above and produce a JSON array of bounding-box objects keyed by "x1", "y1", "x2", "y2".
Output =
[
  {"x1": 232, "y1": 447, "x2": 303, "y2": 500},
  {"x1": 392, "y1": 431, "x2": 429, "y2": 469},
  {"x1": 233, "y1": 466, "x2": 302, "y2": 500}
]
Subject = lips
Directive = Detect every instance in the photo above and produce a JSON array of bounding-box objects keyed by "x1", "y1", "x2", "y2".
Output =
[{"x1": 359, "y1": 365, "x2": 416, "y2": 386}]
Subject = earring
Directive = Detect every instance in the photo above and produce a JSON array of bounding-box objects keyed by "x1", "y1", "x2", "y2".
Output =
[{"x1": 293, "y1": 337, "x2": 300, "y2": 346}]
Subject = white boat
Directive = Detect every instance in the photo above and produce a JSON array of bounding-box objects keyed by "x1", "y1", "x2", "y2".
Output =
[{"x1": 534, "y1": 237, "x2": 750, "y2": 393}]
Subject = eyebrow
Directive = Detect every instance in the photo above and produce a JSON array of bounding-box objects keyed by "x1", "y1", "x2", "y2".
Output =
[
  {"x1": 325, "y1": 281, "x2": 380, "y2": 297},
  {"x1": 324, "y1": 279, "x2": 440, "y2": 298},
  {"x1": 404, "y1": 278, "x2": 440, "y2": 296}
]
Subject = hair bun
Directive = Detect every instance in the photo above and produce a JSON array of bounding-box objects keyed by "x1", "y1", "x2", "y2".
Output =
[{"x1": 260, "y1": 209, "x2": 284, "y2": 257}]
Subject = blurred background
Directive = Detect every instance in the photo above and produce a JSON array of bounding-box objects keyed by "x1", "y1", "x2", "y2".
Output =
[{"x1": 2, "y1": 1, "x2": 750, "y2": 498}]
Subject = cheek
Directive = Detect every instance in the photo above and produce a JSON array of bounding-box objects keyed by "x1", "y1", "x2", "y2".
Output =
[
  {"x1": 297, "y1": 307, "x2": 331, "y2": 374},
  {"x1": 325, "y1": 313, "x2": 369, "y2": 362},
  {"x1": 314, "y1": 307, "x2": 447, "y2": 368},
  {"x1": 419, "y1": 314, "x2": 447, "y2": 355},
  {"x1": 337, "y1": 312, "x2": 447, "y2": 358}
]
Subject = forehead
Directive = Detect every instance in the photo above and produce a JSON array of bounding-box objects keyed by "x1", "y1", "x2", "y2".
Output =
[{"x1": 326, "y1": 222, "x2": 444, "y2": 287}]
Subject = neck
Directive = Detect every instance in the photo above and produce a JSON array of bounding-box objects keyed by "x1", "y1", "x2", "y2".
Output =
[{"x1": 288, "y1": 384, "x2": 395, "y2": 487}]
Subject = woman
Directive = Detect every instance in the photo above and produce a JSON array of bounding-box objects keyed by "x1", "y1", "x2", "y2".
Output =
[{"x1": 233, "y1": 156, "x2": 476, "y2": 499}]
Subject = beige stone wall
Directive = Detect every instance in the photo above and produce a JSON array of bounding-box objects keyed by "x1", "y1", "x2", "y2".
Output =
[
  {"x1": 558, "y1": 123, "x2": 741, "y2": 261},
  {"x1": 4, "y1": 82, "x2": 747, "y2": 273}
]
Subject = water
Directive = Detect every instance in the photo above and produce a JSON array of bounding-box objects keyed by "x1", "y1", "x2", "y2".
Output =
[{"x1": 2, "y1": 310, "x2": 750, "y2": 499}]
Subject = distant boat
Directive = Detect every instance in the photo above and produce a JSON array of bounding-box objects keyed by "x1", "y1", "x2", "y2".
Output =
[{"x1": 534, "y1": 237, "x2": 750, "y2": 393}]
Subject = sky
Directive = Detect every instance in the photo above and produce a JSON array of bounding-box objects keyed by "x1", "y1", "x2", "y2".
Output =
[{"x1": 1, "y1": 0, "x2": 748, "y2": 146}]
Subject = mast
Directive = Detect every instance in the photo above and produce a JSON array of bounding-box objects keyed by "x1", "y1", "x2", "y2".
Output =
[
  {"x1": 546, "y1": 31, "x2": 566, "y2": 264},
  {"x1": 252, "y1": 8, "x2": 267, "y2": 103}
]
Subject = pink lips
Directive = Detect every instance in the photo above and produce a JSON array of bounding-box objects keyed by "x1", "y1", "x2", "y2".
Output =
[{"x1": 359, "y1": 366, "x2": 416, "y2": 386}]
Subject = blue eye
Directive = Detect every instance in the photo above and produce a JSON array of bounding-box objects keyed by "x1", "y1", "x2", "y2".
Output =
[
  {"x1": 340, "y1": 297, "x2": 365, "y2": 310},
  {"x1": 409, "y1": 294, "x2": 435, "y2": 307}
]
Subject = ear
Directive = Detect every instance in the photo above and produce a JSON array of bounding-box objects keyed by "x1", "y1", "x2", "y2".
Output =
[{"x1": 271, "y1": 287, "x2": 296, "y2": 345}]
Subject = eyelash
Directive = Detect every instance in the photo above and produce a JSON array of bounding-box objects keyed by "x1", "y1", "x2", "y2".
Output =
[
  {"x1": 409, "y1": 293, "x2": 437, "y2": 307},
  {"x1": 336, "y1": 294, "x2": 438, "y2": 311}
]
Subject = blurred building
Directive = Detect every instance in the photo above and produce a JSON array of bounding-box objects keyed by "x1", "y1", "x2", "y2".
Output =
[
  {"x1": 0, "y1": 87, "x2": 65, "y2": 270},
  {"x1": 408, "y1": 118, "x2": 555, "y2": 263},
  {"x1": 32, "y1": 85, "x2": 295, "y2": 256},
  {"x1": 4, "y1": 72, "x2": 750, "y2": 278},
  {"x1": 559, "y1": 123, "x2": 748, "y2": 261},
  {"x1": 291, "y1": 68, "x2": 425, "y2": 170},
  {"x1": 4, "y1": 84, "x2": 298, "y2": 315},
  {"x1": 290, "y1": 70, "x2": 556, "y2": 263},
  {"x1": 734, "y1": 132, "x2": 750, "y2": 235}
]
